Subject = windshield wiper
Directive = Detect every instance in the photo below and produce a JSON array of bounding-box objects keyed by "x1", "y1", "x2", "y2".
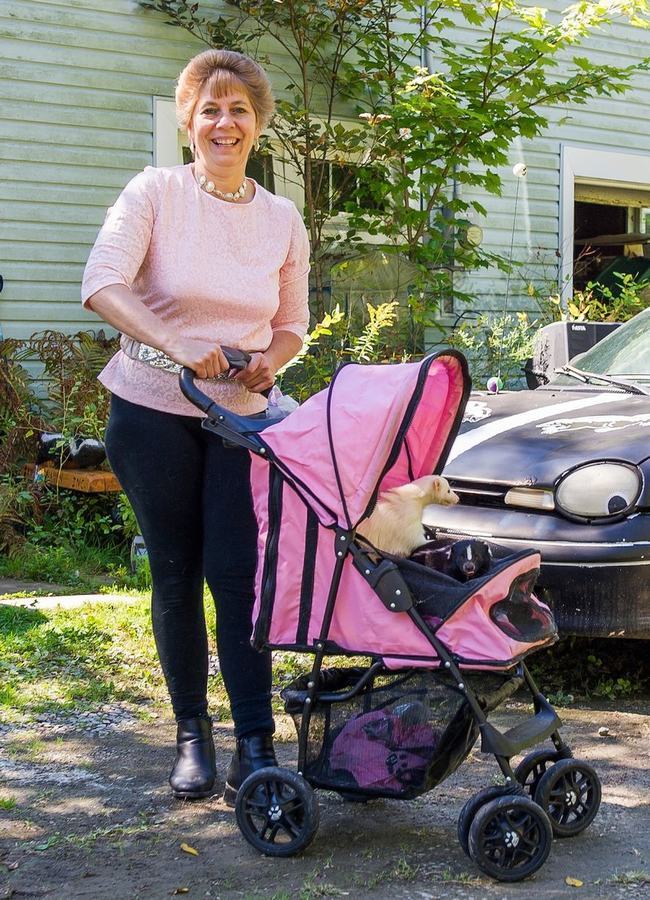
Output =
[{"x1": 557, "y1": 364, "x2": 650, "y2": 396}]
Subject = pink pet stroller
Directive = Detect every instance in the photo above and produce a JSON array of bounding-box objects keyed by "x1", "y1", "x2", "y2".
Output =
[{"x1": 180, "y1": 349, "x2": 601, "y2": 883}]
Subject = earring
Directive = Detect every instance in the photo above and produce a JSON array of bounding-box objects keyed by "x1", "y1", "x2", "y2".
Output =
[
  {"x1": 254, "y1": 138, "x2": 260, "y2": 152},
  {"x1": 189, "y1": 140, "x2": 195, "y2": 155}
]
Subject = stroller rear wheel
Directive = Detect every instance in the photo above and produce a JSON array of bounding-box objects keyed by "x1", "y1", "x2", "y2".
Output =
[
  {"x1": 457, "y1": 785, "x2": 519, "y2": 856},
  {"x1": 235, "y1": 767, "x2": 319, "y2": 857},
  {"x1": 514, "y1": 748, "x2": 563, "y2": 797},
  {"x1": 468, "y1": 795, "x2": 553, "y2": 882},
  {"x1": 534, "y1": 758, "x2": 601, "y2": 838}
]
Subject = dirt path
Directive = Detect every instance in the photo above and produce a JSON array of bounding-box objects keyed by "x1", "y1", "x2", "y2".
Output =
[{"x1": 1, "y1": 701, "x2": 648, "y2": 899}]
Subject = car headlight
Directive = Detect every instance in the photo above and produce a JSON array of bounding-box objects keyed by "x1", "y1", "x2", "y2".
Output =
[{"x1": 555, "y1": 462, "x2": 642, "y2": 520}]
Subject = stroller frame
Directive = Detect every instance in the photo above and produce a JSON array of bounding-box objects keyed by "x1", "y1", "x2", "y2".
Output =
[
  {"x1": 179, "y1": 361, "x2": 602, "y2": 882},
  {"x1": 294, "y1": 525, "x2": 566, "y2": 780}
]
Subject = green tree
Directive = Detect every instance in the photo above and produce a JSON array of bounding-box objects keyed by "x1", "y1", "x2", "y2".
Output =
[{"x1": 140, "y1": 0, "x2": 650, "y2": 344}]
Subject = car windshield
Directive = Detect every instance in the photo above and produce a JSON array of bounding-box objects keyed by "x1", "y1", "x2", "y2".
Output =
[{"x1": 549, "y1": 307, "x2": 650, "y2": 387}]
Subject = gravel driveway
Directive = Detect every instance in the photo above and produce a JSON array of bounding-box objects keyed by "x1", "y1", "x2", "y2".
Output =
[{"x1": 1, "y1": 698, "x2": 648, "y2": 899}]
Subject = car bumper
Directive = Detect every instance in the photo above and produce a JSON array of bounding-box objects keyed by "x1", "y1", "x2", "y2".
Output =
[
  {"x1": 535, "y1": 561, "x2": 650, "y2": 638},
  {"x1": 423, "y1": 505, "x2": 650, "y2": 638}
]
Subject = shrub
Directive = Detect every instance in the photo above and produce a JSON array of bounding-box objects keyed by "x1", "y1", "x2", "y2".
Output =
[
  {"x1": 278, "y1": 300, "x2": 407, "y2": 402},
  {"x1": 446, "y1": 311, "x2": 537, "y2": 390},
  {"x1": 0, "y1": 331, "x2": 134, "y2": 565},
  {"x1": 543, "y1": 273, "x2": 648, "y2": 324}
]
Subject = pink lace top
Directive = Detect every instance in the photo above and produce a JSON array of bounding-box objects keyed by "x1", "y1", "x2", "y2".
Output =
[{"x1": 81, "y1": 164, "x2": 310, "y2": 416}]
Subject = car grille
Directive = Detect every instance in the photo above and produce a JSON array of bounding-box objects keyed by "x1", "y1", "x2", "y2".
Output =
[{"x1": 447, "y1": 479, "x2": 508, "y2": 509}]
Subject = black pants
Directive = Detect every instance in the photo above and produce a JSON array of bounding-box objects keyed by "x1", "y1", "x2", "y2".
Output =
[{"x1": 105, "y1": 394, "x2": 273, "y2": 738}]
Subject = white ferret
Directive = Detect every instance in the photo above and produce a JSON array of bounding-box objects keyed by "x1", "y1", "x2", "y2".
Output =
[{"x1": 356, "y1": 474, "x2": 459, "y2": 557}]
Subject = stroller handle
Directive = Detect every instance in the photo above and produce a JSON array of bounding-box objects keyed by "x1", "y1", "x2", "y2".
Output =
[
  {"x1": 179, "y1": 346, "x2": 273, "y2": 415},
  {"x1": 220, "y1": 345, "x2": 252, "y2": 372},
  {"x1": 178, "y1": 349, "x2": 278, "y2": 453}
]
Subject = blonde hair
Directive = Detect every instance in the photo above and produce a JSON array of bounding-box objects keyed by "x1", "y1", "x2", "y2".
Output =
[{"x1": 175, "y1": 49, "x2": 275, "y2": 133}]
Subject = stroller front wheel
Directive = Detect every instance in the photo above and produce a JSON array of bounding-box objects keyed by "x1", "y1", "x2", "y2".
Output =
[
  {"x1": 514, "y1": 748, "x2": 563, "y2": 797},
  {"x1": 457, "y1": 784, "x2": 520, "y2": 856},
  {"x1": 468, "y1": 795, "x2": 553, "y2": 882},
  {"x1": 235, "y1": 767, "x2": 319, "y2": 857},
  {"x1": 534, "y1": 758, "x2": 601, "y2": 838}
]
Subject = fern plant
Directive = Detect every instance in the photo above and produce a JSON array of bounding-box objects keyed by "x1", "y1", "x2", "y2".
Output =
[
  {"x1": 12, "y1": 330, "x2": 118, "y2": 441},
  {"x1": 277, "y1": 301, "x2": 407, "y2": 402}
]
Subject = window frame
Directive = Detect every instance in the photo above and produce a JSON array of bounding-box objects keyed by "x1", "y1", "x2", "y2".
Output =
[{"x1": 560, "y1": 145, "x2": 650, "y2": 303}]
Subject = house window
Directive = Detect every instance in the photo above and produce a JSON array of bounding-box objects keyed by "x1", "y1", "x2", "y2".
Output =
[
  {"x1": 572, "y1": 187, "x2": 650, "y2": 292},
  {"x1": 560, "y1": 146, "x2": 650, "y2": 302},
  {"x1": 245, "y1": 153, "x2": 276, "y2": 193},
  {"x1": 573, "y1": 201, "x2": 628, "y2": 289},
  {"x1": 310, "y1": 160, "x2": 387, "y2": 214}
]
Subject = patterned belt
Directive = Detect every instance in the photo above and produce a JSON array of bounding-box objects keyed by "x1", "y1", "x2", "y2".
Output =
[{"x1": 120, "y1": 336, "x2": 233, "y2": 380}]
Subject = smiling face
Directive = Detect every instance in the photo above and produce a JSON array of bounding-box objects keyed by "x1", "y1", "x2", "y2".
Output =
[{"x1": 188, "y1": 79, "x2": 258, "y2": 181}]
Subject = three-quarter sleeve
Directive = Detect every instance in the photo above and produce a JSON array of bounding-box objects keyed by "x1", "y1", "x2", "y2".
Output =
[
  {"x1": 271, "y1": 204, "x2": 311, "y2": 339},
  {"x1": 81, "y1": 169, "x2": 157, "y2": 307}
]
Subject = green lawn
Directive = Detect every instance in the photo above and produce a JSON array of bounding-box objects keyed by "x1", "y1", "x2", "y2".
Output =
[
  {"x1": 2, "y1": 593, "x2": 648, "y2": 728},
  {"x1": 0, "y1": 598, "x2": 168, "y2": 721},
  {"x1": 0, "y1": 542, "x2": 146, "y2": 593},
  {"x1": 0, "y1": 596, "x2": 312, "y2": 725}
]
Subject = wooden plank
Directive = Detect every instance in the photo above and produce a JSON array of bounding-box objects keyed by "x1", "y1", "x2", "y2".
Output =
[
  {"x1": 0, "y1": 121, "x2": 153, "y2": 152},
  {"x1": 0, "y1": 98, "x2": 151, "y2": 133},
  {"x1": 0, "y1": 182, "x2": 119, "y2": 207},
  {"x1": 0, "y1": 78, "x2": 156, "y2": 113},
  {"x1": 0, "y1": 58, "x2": 176, "y2": 95},
  {"x1": 0, "y1": 36, "x2": 193, "y2": 78},
  {"x1": 14, "y1": 0, "x2": 175, "y2": 16},
  {"x1": 24, "y1": 464, "x2": 121, "y2": 493},
  {"x1": 2, "y1": 321, "x2": 108, "y2": 340},
  {"x1": 1, "y1": 200, "x2": 115, "y2": 226},
  {"x1": 0, "y1": 299, "x2": 98, "y2": 319},
  {"x1": 0, "y1": 221, "x2": 101, "y2": 243},
  {"x1": 1, "y1": 0, "x2": 218, "y2": 44},
  {"x1": 2, "y1": 261, "x2": 86, "y2": 283},
  {"x1": 1, "y1": 241, "x2": 90, "y2": 263},
  {"x1": 0, "y1": 15, "x2": 207, "y2": 61},
  {"x1": 0, "y1": 140, "x2": 150, "y2": 170},
  {"x1": 0, "y1": 160, "x2": 138, "y2": 188}
]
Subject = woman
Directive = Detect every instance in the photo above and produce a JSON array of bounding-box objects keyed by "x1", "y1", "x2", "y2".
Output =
[{"x1": 82, "y1": 49, "x2": 310, "y2": 803}]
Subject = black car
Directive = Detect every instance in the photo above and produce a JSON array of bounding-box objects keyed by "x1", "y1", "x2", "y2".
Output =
[{"x1": 424, "y1": 308, "x2": 650, "y2": 638}]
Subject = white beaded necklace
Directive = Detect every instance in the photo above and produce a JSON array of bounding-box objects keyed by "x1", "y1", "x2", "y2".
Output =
[{"x1": 197, "y1": 172, "x2": 248, "y2": 202}]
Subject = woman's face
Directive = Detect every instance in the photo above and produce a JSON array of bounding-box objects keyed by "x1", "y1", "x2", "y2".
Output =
[{"x1": 189, "y1": 80, "x2": 258, "y2": 176}]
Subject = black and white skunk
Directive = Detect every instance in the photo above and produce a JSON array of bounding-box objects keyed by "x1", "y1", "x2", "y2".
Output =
[{"x1": 411, "y1": 538, "x2": 493, "y2": 582}]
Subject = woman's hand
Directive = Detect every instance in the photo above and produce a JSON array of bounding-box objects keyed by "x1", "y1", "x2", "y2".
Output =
[
  {"x1": 167, "y1": 338, "x2": 230, "y2": 380},
  {"x1": 233, "y1": 352, "x2": 276, "y2": 394}
]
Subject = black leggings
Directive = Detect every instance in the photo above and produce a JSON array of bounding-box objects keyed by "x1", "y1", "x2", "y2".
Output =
[{"x1": 105, "y1": 394, "x2": 273, "y2": 738}]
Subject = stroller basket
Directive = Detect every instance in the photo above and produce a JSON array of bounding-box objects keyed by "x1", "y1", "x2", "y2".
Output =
[{"x1": 282, "y1": 666, "x2": 522, "y2": 800}]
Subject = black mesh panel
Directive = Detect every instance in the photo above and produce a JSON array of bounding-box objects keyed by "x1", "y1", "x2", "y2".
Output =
[{"x1": 282, "y1": 667, "x2": 518, "y2": 800}]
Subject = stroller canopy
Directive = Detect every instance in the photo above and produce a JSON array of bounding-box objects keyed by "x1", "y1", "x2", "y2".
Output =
[
  {"x1": 250, "y1": 351, "x2": 554, "y2": 666},
  {"x1": 259, "y1": 351, "x2": 469, "y2": 530}
]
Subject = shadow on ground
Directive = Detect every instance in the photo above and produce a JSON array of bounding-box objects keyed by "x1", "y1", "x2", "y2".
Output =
[{"x1": 1, "y1": 700, "x2": 649, "y2": 899}]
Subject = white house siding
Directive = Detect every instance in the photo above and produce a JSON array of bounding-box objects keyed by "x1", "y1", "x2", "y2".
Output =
[
  {"x1": 2, "y1": 2, "x2": 648, "y2": 341},
  {"x1": 3, "y1": 0, "x2": 313, "y2": 341},
  {"x1": 0, "y1": 0, "x2": 213, "y2": 339},
  {"x1": 450, "y1": 5, "x2": 650, "y2": 325}
]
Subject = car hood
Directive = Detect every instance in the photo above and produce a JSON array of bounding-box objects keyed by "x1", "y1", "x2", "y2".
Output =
[{"x1": 444, "y1": 387, "x2": 650, "y2": 487}]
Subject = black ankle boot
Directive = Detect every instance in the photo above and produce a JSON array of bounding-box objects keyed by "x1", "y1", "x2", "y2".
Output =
[
  {"x1": 223, "y1": 733, "x2": 277, "y2": 807},
  {"x1": 169, "y1": 716, "x2": 216, "y2": 799}
]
